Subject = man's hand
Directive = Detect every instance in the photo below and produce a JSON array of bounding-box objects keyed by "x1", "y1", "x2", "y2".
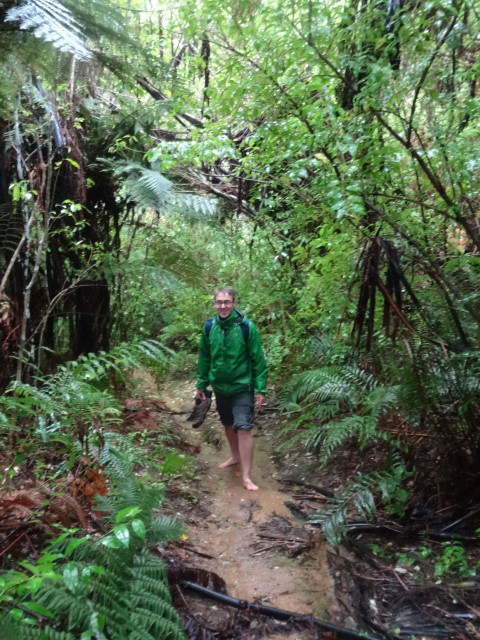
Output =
[
  {"x1": 255, "y1": 394, "x2": 266, "y2": 410},
  {"x1": 196, "y1": 390, "x2": 206, "y2": 401}
]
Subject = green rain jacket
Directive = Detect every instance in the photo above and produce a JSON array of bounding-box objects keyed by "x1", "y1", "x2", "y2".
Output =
[{"x1": 196, "y1": 309, "x2": 268, "y2": 397}]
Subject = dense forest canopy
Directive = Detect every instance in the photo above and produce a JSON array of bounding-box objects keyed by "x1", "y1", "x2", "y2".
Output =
[{"x1": 1, "y1": 0, "x2": 480, "y2": 637}]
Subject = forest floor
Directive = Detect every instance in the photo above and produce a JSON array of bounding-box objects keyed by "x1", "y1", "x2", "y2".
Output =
[
  {"x1": 126, "y1": 375, "x2": 480, "y2": 640},
  {"x1": 130, "y1": 374, "x2": 342, "y2": 639},
  {"x1": 3, "y1": 371, "x2": 479, "y2": 638}
]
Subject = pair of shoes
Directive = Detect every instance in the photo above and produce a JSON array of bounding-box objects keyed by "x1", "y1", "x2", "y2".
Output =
[{"x1": 187, "y1": 390, "x2": 212, "y2": 428}]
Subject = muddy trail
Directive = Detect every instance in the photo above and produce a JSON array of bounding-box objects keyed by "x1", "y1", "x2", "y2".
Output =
[
  {"x1": 160, "y1": 383, "x2": 334, "y2": 631},
  {"x1": 131, "y1": 377, "x2": 371, "y2": 640}
]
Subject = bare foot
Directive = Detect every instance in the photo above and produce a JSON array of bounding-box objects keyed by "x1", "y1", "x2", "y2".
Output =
[
  {"x1": 243, "y1": 478, "x2": 258, "y2": 491},
  {"x1": 218, "y1": 457, "x2": 239, "y2": 469}
]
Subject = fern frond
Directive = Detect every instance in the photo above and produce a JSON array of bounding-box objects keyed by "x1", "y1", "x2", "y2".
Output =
[
  {"x1": 6, "y1": 466, "x2": 185, "y2": 639},
  {"x1": 20, "y1": 628, "x2": 76, "y2": 640},
  {"x1": 307, "y1": 415, "x2": 366, "y2": 460},
  {"x1": 58, "y1": 339, "x2": 171, "y2": 388},
  {"x1": 281, "y1": 367, "x2": 353, "y2": 408},
  {"x1": 96, "y1": 432, "x2": 142, "y2": 481},
  {"x1": 110, "y1": 161, "x2": 172, "y2": 212},
  {"x1": 5, "y1": 0, "x2": 92, "y2": 60},
  {"x1": 94, "y1": 474, "x2": 165, "y2": 527},
  {"x1": 309, "y1": 477, "x2": 376, "y2": 547},
  {"x1": 309, "y1": 334, "x2": 352, "y2": 365},
  {"x1": 148, "y1": 514, "x2": 184, "y2": 543},
  {"x1": 170, "y1": 192, "x2": 218, "y2": 223},
  {"x1": 129, "y1": 630, "x2": 157, "y2": 640},
  {"x1": 309, "y1": 462, "x2": 410, "y2": 547},
  {"x1": 0, "y1": 203, "x2": 22, "y2": 265}
]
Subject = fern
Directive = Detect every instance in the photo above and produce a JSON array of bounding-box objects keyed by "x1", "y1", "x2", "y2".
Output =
[
  {"x1": 309, "y1": 459, "x2": 410, "y2": 547},
  {"x1": 308, "y1": 415, "x2": 366, "y2": 457},
  {"x1": 9, "y1": 374, "x2": 121, "y2": 443},
  {"x1": 61, "y1": 339, "x2": 171, "y2": 383},
  {"x1": 19, "y1": 629, "x2": 76, "y2": 640},
  {"x1": 281, "y1": 340, "x2": 397, "y2": 464},
  {"x1": 5, "y1": 0, "x2": 92, "y2": 61},
  {"x1": 94, "y1": 475, "x2": 165, "y2": 522},
  {"x1": 1, "y1": 340, "x2": 169, "y2": 463},
  {"x1": 102, "y1": 159, "x2": 221, "y2": 223},
  {"x1": 97, "y1": 432, "x2": 142, "y2": 481},
  {"x1": 3, "y1": 473, "x2": 185, "y2": 639},
  {"x1": 107, "y1": 161, "x2": 172, "y2": 212},
  {"x1": 170, "y1": 192, "x2": 219, "y2": 224},
  {"x1": 0, "y1": 203, "x2": 23, "y2": 267},
  {"x1": 149, "y1": 515, "x2": 184, "y2": 544}
]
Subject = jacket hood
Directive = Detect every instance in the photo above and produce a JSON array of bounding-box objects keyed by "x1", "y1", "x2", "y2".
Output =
[{"x1": 218, "y1": 308, "x2": 244, "y2": 326}]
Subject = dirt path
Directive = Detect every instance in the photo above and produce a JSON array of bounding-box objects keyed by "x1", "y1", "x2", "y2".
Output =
[{"x1": 158, "y1": 379, "x2": 338, "y2": 637}]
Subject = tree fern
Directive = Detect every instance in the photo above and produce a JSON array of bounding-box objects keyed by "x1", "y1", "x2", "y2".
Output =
[
  {"x1": 170, "y1": 192, "x2": 219, "y2": 224},
  {"x1": 104, "y1": 159, "x2": 222, "y2": 224},
  {"x1": 5, "y1": 0, "x2": 92, "y2": 61},
  {"x1": 108, "y1": 161, "x2": 172, "y2": 213}
]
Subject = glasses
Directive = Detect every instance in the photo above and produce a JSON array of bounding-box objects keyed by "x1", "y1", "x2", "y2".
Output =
[{"x1": 214, "y1": 300, "x2": 234, "y2": 307}]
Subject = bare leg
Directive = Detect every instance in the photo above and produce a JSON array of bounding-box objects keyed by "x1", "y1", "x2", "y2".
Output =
[
  {"x1": 218, "y1": 425, "x2": 240, "y2": 468},
  {"x1": 237, "y1": 430, "x2": 258, "y2": 491}
]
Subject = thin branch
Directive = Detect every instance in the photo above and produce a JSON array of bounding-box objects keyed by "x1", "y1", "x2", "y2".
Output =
[
  {"x1": 373, "y1": 109, "x2": 454, "y2": 209},
  {"x1": 136, "y1": 76, "x2": 204, "y2": 129},
  {"x1": 0, "y1": 210, "x2": 35, "y2": 296},
  {"x1": 407, "y1": 16, "x2": 457, "y2": 144},
  {"x1": 286, "y1": 14, "x2": 348, "y2": 86},
  {"x1": 208, "y1": 35, "x2": 315, "y2": 135}
]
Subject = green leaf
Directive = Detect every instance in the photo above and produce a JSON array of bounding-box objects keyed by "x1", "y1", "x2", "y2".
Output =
[
  {"x1": 37, "y1": 552, "x2": 63, "y2": 564},
  {"x1": 113, "y1": 524, "x2": 130, "y2": 548},
  {"x1": 63, "y1": 563, "x2": 79, "y2": 592},
  {"x1": 23, "y1": 601, "x2": 54, "y2": 618},
  {"x1": 101, "y1": 535, "x2": 124, "y2": 549},
  {"x1": 26, "y1": 577, "x2": 43, "y2": 595},
  {"x1": 66, "y1": 158, "x2": 80, "y2": 169},
  {"x1": 66, "y1": 537, "x2": 89, "y2": 555},
  {"x1": 131, "y1": 518, "x2": 146, "y2": 540},
  {"x1": 115, "y1": 506, "x2": 141, "y2": 523}
]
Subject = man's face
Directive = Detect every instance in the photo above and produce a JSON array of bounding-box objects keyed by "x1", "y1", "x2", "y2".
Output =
[{"x1": 214, "y1": 293, "x2": 235, "y2": 319}]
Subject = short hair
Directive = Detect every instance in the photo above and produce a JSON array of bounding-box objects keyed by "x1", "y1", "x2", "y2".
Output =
[{"x1": 214, "y1": 287, "x2": 236, "y2": 301}]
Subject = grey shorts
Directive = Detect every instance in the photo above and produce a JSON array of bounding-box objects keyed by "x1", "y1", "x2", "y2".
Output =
[{"x1": 215, "y1": 391, "x2": 254, "y2": 432}]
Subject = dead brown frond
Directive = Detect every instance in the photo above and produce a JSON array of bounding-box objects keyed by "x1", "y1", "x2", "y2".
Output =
[{"x1": 251, "y1": 514, "x2": 318, "y2": 557}]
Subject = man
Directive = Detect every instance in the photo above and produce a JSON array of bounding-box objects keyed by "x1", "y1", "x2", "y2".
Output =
[{"x1": 196, "y1": 287, "x2": 267, "y2": 491}]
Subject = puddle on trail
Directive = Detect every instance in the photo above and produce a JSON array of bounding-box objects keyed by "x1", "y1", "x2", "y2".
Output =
[{"x1": 159, "y1": 379, "x2": 338, "y2": 631}]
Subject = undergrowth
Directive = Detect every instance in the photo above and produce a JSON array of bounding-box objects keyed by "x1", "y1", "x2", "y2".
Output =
[
  {"x1": 281, "y1": 334, "x2": 480, "y2": 546},
  {"x1": 0, "y1": 341, "x2": 186, "y2": 639}
]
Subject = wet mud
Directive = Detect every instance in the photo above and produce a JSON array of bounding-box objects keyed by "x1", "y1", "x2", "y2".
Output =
[{"x1": 159, "y1": 379, "x2": 338, "y2": 638}]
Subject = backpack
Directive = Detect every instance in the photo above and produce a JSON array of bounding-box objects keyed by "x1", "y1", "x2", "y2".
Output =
[{"x1": 204, "y1": 311, "x2": 250, "y2": 344}]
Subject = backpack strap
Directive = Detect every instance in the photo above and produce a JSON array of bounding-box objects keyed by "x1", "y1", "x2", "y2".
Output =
[
  {"x1": 238, "y1": 317, "x2": 250, "y2": 344},
  {"x1": 204, "y1": 316, "x2": 215, "y2": 338}
]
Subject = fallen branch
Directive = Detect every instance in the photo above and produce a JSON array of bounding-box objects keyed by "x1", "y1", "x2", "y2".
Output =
[
  {"x1": 346, "y1": 521, "x2": 480, "y2": 543},
  {"x1": 181, "y1": 580, "x2": 387, "y2": 640}
]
